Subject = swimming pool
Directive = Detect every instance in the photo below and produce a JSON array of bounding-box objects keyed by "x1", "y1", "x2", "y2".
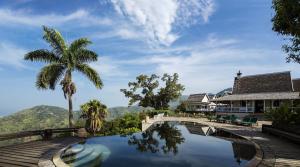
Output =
[{"x1": 58, "y1": 121, "x2": 257, "y2": 167}]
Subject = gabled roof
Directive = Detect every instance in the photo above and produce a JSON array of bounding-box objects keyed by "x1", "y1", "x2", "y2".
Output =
[
  {"x1": 186, "y1": 93, "x2": 206, "y2": 102},
  {"x1": 232, "y1": 71, "x2": 293, "y2": 94},
  {"x1": 293, "y1": 78, "x2": 300, "y2": 92}
]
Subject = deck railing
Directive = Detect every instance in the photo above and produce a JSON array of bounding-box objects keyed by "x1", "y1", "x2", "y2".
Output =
[
  {"x1": 0, "y1": 127, "x2": 81, "y2": 141},
  {"x1": 215, "y1": 107, "x2": 254, "y2": 113}
]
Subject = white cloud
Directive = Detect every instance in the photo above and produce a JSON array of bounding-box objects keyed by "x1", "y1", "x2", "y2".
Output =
[
  {"x1": 111, "y1": 0, "x2": 216, "y2": 46},
  {"x1": 0, "y1": 42, "x2": 27, "y2": 68},
  {"x1": 93, "y1": 26, "x2": 144, "y2": 40},
  {"x1": 91, "y1": 56, "x2": 129, "y2": 77},
  {"x1": 0, "y1": 8, "x2": 112, "y2": 27},
  {"x1": 115, "y1": 36, "x2": 298, "y2": 94}
]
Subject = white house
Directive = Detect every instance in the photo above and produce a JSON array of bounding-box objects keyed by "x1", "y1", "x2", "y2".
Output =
[
  {"x1": 212, "y1": 71, "x2": 300, "y2": 113},
  {"x1": 186, "y1": 93, "x2": 216, "y2": 112}
]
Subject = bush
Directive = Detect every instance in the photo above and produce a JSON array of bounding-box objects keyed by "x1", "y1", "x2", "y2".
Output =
[
  {"x1": 265, "y1": 103, "x2": 300, "y2": 127},
  {"x1": 99, "y1": 112, "x2": 142, "y2": 136}
]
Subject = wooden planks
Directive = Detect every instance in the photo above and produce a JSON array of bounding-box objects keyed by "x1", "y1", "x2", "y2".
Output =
[{"x1": 0, "y1": 137, "x2": 81, "y2": 167}]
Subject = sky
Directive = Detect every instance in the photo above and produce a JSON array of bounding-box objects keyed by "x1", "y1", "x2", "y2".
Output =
[{"x1": 0, "y1": 0, "x2": 299, "y2": 115}]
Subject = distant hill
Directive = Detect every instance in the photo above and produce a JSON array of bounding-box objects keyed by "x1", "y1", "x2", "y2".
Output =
[
  {"x1": 216, "y1": 88, "x2": 233, "y2": 97},
  {"x1": 0, "y1": 105, "x2": 71, "y2": 134},
  {"x1": 0, "y1": 95, "x2": 189, "y2": 133},
  {"x1": 0, "y1": 105, "x2": 150, "y2": 134}
]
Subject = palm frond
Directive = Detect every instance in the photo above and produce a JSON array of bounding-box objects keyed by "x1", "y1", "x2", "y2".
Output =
[
  {"x1": 69, "y1": 38, "x2": 92, "y2": 52},
  {"x1": 76, "y1": 64, "x2": 103, "y2": 89},
  {"x1": 24, "y1": 49, "x2": 60, "y2": 63},
  {"x1": 42, "y1": 25, "x2": 67, "y2": 56},
  {"x1": 75, "y1": 49, "x2": 98, "y2": 63},
  {"x1": 36, "y1": 63, "x2": 66, "y2": 90}
]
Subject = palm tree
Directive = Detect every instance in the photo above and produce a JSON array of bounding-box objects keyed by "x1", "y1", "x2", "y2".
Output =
[
  {"x1": 24, "y1": 26, "x2": 103, "y2": 128},
  {"x1": 80, "y1": 100, "x2": 108, "y2": 135}
]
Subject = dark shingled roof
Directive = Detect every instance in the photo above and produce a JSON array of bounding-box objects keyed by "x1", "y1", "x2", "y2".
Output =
[
  {"x1": 187, "y1": 94, "x2": 206, "y2": 102},
  {"x1": 293, "y1": 79, "x2": 300, "y2": 92},
  {"x1": 232, "y1": 71, "x2": 293, "y2": 94}
]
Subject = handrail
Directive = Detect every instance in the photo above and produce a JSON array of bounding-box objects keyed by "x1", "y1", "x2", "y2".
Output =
[{"x1": 0, "y1": 127, "x2": 81, "y2": 141}]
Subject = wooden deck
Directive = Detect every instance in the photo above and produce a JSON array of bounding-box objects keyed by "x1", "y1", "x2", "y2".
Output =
[{"x1": 0, "y1": 137, "x2": 81, "y2": 167}]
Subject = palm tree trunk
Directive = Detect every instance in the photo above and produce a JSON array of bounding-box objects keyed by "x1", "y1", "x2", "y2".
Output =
[{"x1": 68, "y1": 94, "x2": 74, "y2": 128}]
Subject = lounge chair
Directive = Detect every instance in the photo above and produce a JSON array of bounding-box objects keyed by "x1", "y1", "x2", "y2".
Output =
[
  {"x1": 218, "y1": 115, "x2": 230, "y2": 123},
  {"x1": 216, "y1": 115, "x2": 225, "y2": 122},
  {"x1": 229, "y1": 115, "x2": 238, "y2": 124},
  {"x1": 235, "y1": 117, "x2": 250, "y2": 125},
  {"x1": 242, "y1": 117, "x2": 258, "y2": 126}
]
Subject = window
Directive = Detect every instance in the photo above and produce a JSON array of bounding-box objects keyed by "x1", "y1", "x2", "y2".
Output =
[
  {"x1": 273, "y1": 100, "x2": 280, "y2": 107},
  {"x1": 240, "y1": 101, "x2": 246, "y2": 107}
]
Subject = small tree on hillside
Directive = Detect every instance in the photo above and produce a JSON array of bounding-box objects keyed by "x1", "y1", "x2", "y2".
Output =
[
  {"x1": 121, "y1": 73, "x2": 185, "y2": 110},
  {"x1": 272, "y1": 0, "x2": 300, "y2": 62},
  {"x1": 80, "y1": 100, "x2": 107, "y2": 135}
]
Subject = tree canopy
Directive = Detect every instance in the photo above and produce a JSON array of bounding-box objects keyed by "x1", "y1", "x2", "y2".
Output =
[
  {"x1": 272, "y1": 0, "x2": 300, "y2": 63},
  {"x1": 24, "y1": 26, "x2": 103, "y2": 127},
  {"x1": 80, "y1": 100, "x2": 107, "y2": 134},
  {"x1": 121, "y1": 73, "x2": 185, "y2": 110}
]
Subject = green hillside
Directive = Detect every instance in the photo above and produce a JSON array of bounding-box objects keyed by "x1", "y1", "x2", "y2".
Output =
[
  {"x1": 0, "y1": 95, "x2": 186, "y2": 134},
  {"x1": 0, "y1": 105, "x2": 148, "y2": 134},
  {"x1": 0, "y1": 105, "x2": 70, "y2": 134}
]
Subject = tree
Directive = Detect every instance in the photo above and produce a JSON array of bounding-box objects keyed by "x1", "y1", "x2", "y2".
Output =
[
  {"x1": 121, "y1": 73, "x2": 184, "y2": 110},
  {"x1": 24, "y1": 26, "x2": 103, "y2": 127},
  {"x1": 175, "y1": 101, "x2": 187, "y2": 113},
  {"x1": 80, "y1": 100, "x2": 107, "y2": 135},
  {"x1": 272, "y1": 0, "x2": 300, "y2": 62}
]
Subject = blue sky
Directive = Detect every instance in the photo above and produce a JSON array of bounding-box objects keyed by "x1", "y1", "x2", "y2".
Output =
[{"x1": 0, "y1": 0, "x2": 299, "y2": 115}]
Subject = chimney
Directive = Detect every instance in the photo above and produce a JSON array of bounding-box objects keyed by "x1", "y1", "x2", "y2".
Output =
[
  {"x1": 236, "y1": 70, "x2": 242, "y2": 79},
  {"x1": 233, "y1": 70, "x2": 242, "y2": 94}
]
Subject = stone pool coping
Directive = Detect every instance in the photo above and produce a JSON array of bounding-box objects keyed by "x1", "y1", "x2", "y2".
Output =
[{"x1": 52, "y1": 146, "x2": 72, "y2": 167}]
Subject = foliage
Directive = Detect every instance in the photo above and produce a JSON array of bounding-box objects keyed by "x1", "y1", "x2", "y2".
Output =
[
  {"x1": 0, "y1": 105, "x2": 76, "y2": 134},
  {"x1": 128, "y1": 122, "x2": 185, "y2": 154},
  {"x1": 265, "y1": 103, "x2": 300, "y2": 126},
  {"x1": 80, "y1": 100, "x2": 108, "y2": 135},
  {"x1": 107, "y1": 106, "x2": 151, "y2": 120},
  {"x1": 175, "y1": 101, "x2": 187, "y2": 113},
  {"x1": 101, "y1": 113, "x2": 142, "y2": 136},
  {"x1": 24, "y1": 26, "x2": 102, "y2": 127},
  {"x1": 272, "y1": 0, "x2": 300, "y2": 62},
  {"x1": 121, "y1": 73, "x2": 185, "y2": 110}
]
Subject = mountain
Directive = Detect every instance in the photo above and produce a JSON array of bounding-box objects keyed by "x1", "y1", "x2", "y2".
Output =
[
  {"x1": 0, "y1": 95, "x2": 189, "y2": 134},
  {"x1": 0, "y1": 105, "x2": 150, "y2": 134},
  {"x1": 0, "y1": 105, "x2": 71, "y2": 134},
  {"x1": 216, "y1": 88, "x2": 233, "y2": 97}
]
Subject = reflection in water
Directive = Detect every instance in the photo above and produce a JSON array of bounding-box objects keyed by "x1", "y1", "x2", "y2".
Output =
[
  {"x1": 232, "y1": 142, "x2": 256, "y2": 164},
  {"x1": 60, "y1": 121, "x2": 257, "y2": 167},
  {"x1": 128, "y1": 122, "x2": 185, "y2": 154}
]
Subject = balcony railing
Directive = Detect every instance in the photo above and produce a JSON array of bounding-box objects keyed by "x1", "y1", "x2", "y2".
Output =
[{"x1": 215, "y1": 107, "x2": 254, "y2": 113}]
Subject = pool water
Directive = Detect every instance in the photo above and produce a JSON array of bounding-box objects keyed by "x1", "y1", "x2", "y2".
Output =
[{"x1": 61, "y1": 121, "x2": 256, "y2": 167}]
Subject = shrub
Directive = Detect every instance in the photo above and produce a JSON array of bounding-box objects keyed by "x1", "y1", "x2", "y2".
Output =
[
  {"x1": 99, "y1": 112, "x2": 142, "y2": 136},
  {"x1": 265, "y1": 103, "x2": 300, "y2": 127}
]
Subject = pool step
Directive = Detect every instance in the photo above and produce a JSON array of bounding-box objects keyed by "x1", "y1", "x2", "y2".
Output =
[
  {"x1": 62, "y1": 145, "x2": 95, "y2": 164},
  {"x1": 61, "y1": 144, "x2": 85, "y2": 158},
  {"x1": 70, "y1": 150, "x2": 102, "y2": 167},
  {"x1": 61, "y1": 144, "x2": 111, "y2": 167}
]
